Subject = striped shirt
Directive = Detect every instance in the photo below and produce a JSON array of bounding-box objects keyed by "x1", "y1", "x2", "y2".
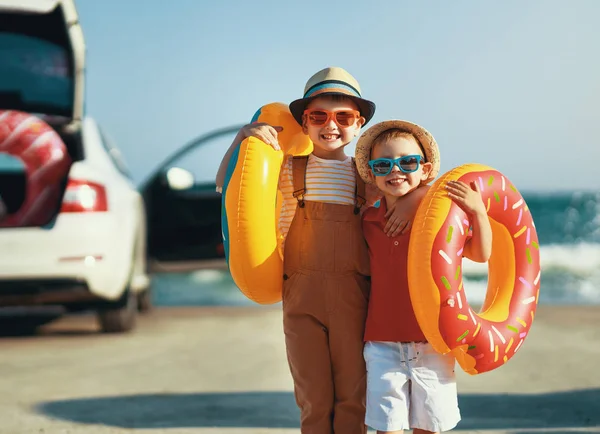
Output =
[{"x1": 278, "y1": 154, "x2": 358, "y2": 241}]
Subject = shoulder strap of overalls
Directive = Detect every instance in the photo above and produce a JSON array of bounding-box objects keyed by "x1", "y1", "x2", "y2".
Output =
[
  {"x1": 353, "y1": 157, "x2": 366, "y2": 214},
  {"x1": 292, "y1": 155, "x2": 309, "y2": 208}
]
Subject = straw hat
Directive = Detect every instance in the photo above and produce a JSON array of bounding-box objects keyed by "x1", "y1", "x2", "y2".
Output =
[
  {"x1": 289, "y1": 66, "x2": 376, "y2": 126},
  {"x1": 355, "y1": 120, "x2": 440, "y2": 185}
]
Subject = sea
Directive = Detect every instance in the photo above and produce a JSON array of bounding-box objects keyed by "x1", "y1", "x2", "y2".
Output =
[{"x1": 153, "y1": 191, "x2": 600, "y2": 307}]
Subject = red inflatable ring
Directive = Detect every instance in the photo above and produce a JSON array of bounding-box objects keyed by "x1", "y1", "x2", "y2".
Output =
[
  {"x1": 0, "y1": 110, "x2": 71, "y2": 227},
  {"x1": 408, "y1": 164, "x2": 541, "y2": 375}
]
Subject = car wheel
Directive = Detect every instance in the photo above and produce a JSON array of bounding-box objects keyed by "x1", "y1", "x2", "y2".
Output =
[
  {"x1": 97, "y1": 289, "x2": 137, "y2": 333},
  {"x1": 137, "y1": 286, "x2": 153, "y2": 313}
]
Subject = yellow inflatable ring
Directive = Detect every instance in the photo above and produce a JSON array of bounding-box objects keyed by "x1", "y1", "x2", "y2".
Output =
[
  {"x1": 408, "y1": 164, "x2": 541, "y2": 374},
  {"x1": 222, "y1": 103, "x2": 312, "y2": 304}
]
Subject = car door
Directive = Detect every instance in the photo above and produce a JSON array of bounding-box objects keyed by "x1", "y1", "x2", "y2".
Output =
[{"x1": 141, "y1": 125, "x2": 243, "y2": 273}]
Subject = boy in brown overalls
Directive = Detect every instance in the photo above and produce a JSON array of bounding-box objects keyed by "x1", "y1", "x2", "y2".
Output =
[{"x1": 217, "y1": 67, "x2": 406, "y2": 433}]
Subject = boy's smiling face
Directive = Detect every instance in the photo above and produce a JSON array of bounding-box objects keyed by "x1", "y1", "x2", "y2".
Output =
[
  {"x1": 370, "y1": 133, "x2": 432, "y2": 198},
  {"x1": 302, "y1": 96, "x2": 365, "y2": 160}
]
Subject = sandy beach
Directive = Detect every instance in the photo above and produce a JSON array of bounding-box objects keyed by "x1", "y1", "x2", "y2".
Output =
[{"x1": 0, "y1": 305, "x2": 598, "y2": 434}]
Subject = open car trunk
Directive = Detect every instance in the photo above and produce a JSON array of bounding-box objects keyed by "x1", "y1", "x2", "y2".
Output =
[
  {"x1": 0, "y1": 0, "x2": 84, "y2": 121},
  {"x1": 0, "y1": 0, "x2": 85, "y2": 227}
]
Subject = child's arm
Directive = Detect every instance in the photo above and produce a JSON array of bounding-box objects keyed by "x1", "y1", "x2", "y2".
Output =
[
  {"x1": 445, "y1": 180, "x2": 492, "y2": 263},
  {"x1": 365, "y1": 183, "x2": 382, "y2": 208},
  {"x1": 215, "y1": 123, "x2": 283, "y2": 190},
  {"x1": 383, "y1": 185, "x2": 430, "y2": 236}
]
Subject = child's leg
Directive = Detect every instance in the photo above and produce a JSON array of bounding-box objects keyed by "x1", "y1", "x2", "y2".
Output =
[
  {"x1": 327, "y1": 273, "x2": 370, "y2": 433},
  {"x1": 413, "y1": 429, "x2": 439, "y2": 434},
  {"x1": 408, "y1": 343, "x2": 461, "y2": 433},
  {"x1": 363, "y1": 342, "x2": 412, "y2": 433},
  {"x1": 374, "y1": 427, "x2": 438, "y2": 434},
  {"x1": 283, "y1": 273, "x2": 335, "y2": 433}
]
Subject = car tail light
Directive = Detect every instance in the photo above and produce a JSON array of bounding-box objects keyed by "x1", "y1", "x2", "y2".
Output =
[{"x1": 60, "y1": 179, "x2": 108, "y2": 213}]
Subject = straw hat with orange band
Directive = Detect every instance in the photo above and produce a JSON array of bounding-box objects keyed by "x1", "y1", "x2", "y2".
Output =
[{"x1": 289, "y1": 66, "x2": 376, "y2": 126}]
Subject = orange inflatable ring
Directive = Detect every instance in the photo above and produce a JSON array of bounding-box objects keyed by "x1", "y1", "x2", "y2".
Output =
[
  {"x1": 222, "y1": 103, "x2": 312, "y2": 304},
  {"x1": 0, "y1": 110, "x2": 71, "y2": 227},
  {"x1": 408, "y1": 164, "x2": 541, "y2": 375}
]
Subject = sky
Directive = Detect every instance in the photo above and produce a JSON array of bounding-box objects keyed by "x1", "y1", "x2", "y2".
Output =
[{"x1": 76, "y1": 0, "x2": 600, "y2": 192}]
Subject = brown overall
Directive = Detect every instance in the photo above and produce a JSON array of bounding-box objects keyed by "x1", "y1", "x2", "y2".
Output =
[{"x1": 282, "y1": 156, "x2": 370, "y2": 434}]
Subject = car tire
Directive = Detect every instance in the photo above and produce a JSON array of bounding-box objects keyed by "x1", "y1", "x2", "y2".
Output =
[
  {"x1": 137, "y1": 286, "x2": 153, "y2": 313},
  {"x1": 97, "y1": 289, "x2": 137, "y2": 333}
]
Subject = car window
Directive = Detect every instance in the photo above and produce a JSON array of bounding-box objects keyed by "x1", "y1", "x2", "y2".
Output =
[
  {"x1": 98, "y1": 127, "x2": 133, "y2": 180},
  {"x1": 0, "y1": 32, "x2": 72, "y2": 115}
]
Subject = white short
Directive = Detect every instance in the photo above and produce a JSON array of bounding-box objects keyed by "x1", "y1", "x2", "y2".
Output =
[{"x1": 364, "y1": 341, "x2": 461, "y2": 432}]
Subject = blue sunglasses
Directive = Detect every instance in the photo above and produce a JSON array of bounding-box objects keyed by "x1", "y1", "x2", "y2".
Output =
[{"x1": 368, "y1": 155, "x2": 423, "y2": 176}]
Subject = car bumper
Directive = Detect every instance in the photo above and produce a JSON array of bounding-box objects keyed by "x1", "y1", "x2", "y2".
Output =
[
  {"x1": 0, "y1": 278, "x2": 96, "y2": 307},
  {"x1": 0, "y1": 213, "x2": 134, "y2": 301}
]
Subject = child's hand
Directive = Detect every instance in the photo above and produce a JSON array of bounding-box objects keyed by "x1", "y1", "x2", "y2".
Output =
[
  {"x1": 383, "y1": 186, "x2": 429, "y2": 236},
  {"x1": 241, "y1": 123, "x2": 284, "y2": 150},
  {"x1": 445, "y1": 181, "x2": 486, "y2": 217},
  {"x1": 384, "y1": 200, "x2": 412, "y2": 236}
]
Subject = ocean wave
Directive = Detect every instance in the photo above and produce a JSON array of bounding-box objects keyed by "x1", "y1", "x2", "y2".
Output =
[
  {"x1": 462, "y1": 242, "x2": 600, "y2": 276},
  {"x1": 153, "y1": 271, "x2": 254, "y2": 307},
  {"x1": 463, "y1": 274, "x2": 600, "y2": 306},
  {"x1": 461, "y1": 242, "x2": 600, "y2": 305},
  {"x1": 153, "y1": 242, "x2": 600, "y2": 307}
]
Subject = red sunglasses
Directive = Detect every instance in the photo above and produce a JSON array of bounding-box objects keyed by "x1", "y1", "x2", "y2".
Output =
[{"x1": 303, "y1": 109, "x2": 361, "y2": 128}]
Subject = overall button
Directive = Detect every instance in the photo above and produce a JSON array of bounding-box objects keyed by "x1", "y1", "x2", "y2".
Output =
[{"x1": 394, "y1": 241, "x2": 399, "y2": 246}]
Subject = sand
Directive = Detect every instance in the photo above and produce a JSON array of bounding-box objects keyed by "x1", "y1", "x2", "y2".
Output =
[{"x1": 0, "y1": 305, "x2": 598, "y2": 433}]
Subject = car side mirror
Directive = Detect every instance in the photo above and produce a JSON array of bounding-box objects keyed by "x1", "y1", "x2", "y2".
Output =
[{"x1": 164, "y1": 167, "x2": 195, "y2": 191}]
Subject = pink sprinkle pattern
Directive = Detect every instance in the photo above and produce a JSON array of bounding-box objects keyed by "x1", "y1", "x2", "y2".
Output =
[{"x1": 519, "y1": 276, "x2": 532, "y2": 289}]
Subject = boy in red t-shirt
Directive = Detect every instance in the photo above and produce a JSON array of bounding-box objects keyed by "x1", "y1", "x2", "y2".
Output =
[{"x1": 354, "y1": 120, "x2": 493, "y2": 434}]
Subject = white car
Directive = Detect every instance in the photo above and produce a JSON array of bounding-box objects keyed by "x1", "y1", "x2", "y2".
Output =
[{"x1": 0, "y1": 0, "x2": 151, "y2": 333}]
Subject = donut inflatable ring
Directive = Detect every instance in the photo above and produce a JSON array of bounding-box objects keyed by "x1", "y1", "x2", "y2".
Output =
[
  {"x1": 222, "y1": 103, "x2": 312, "y2": 304},
  {"x1": 408, "y1": 164, "x2": 541, "y2": 375},
  {"x1": 0, "y1": 110, "x2": 71, "y2": 227}
]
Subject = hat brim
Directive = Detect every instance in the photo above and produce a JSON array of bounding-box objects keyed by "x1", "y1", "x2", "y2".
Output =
[
  {"x1": 355, "y1": 120, "x2": 440, "y2": 185},
  {"x1": 289, "y1": 93, "x2": 376, "y2": 126}
]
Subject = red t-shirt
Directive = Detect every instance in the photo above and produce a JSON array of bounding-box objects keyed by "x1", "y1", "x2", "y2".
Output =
[{"x1": 362, "y1": 201, "x2": 427, "y2": 343}]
